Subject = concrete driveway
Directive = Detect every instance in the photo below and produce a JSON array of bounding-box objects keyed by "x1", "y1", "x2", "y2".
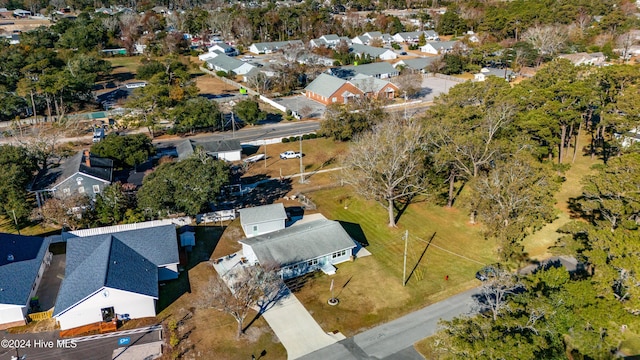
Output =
[{"x1": 262, "y1": 290, "x2": 341, "y2": 359}]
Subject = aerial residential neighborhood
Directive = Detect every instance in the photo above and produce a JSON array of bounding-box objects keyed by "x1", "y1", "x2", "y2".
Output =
[{"x1": 0, "y1": 0, "x2": 639, "y2": 359}]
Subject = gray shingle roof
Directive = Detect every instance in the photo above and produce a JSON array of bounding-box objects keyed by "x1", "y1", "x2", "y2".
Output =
[
  {"x1": 322, "y1": 34, "x2": 340, "y2": 41},
  {"x1": 206, "y1": 53, "x2": 245, "y2": 72},
  {"x1": 175, "y1": 139, "x2": 241, "y2": 161},
  {"x1": 30, "y1": 151, "x2": 113, "y2": 192},
  {"x1": 239, "y1": 219, "x2": 356, "y2": 267},
  {"x1": 426, "y1": 40, "x2": 459, "y2": 51},
  {"x1": 238, "y1": 203, "x2": 287, "y2": 226},
  {"x1": 0, "y1": 234, "x2": 49, "y2": 306},
  {"x1": 350, "y1": 43, "x2": 387, "y2": 57},
  {"x1": 338, "y1": 62, "x2": 398, "y2": 78},
  {"x1": 349, "y1": 74, "x2": 392, "y2": 93},
  {"x1": 394, "y1": 57, "x2": 440, "y2": 71},
  {"x1": 251, "y1": 40, "x2": 304, "y2": 52},
  {"x1": 54, "y1": 225, "x2": 178, "y2": 316},
  {"x1": 305, "y1": 73, "x2": 347, "y2": 98}
]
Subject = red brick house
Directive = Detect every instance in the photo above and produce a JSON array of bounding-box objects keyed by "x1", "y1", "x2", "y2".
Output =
[{"x1": 305, "y1": 73, "x2": 399, "y2": 106}]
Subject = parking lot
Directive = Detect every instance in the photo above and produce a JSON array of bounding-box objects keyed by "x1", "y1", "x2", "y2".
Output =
[
  {"x1": 418, "y1": 76, "x2": 463, "y2": 102},
  {"x1": 275, "y1": 95, "x2": 327, "y2": 119}
]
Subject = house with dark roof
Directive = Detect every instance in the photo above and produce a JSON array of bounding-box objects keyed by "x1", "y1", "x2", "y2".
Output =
[
  {"x1": 0, "y1": 234, "x2": 51, "y2": 330},
  {"x1": 53, "y1": 223, "x2": 179, "y2": 330},
  {"x1": 239, "y1": 215, "x2": 357, "y2": 279},
  {"x1": 30, "y1": 150, "x2": 113, "y2": 207},
  {"x1": 305, "y1": 73, "x2": 399, "y2": 105},
  {"x1": 238, "y1": 203, "x2": 287, "y2": 238},
  {"x1": 175, "y1": 139, "x2": 242, "y2": 162},
  {"x1": 208, "y1": 43, "x2": 238, "y2": 57}
]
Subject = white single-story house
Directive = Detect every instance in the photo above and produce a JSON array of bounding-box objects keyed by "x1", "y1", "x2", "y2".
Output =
[
  {"x1": 330, "y1": 62, "x2": 400, "y2": 79},
  {"x1": 175, "y1": 139, "x2": 242, "y2": 162},
  {"x1": 239, "y1": 215, "x2": 357, "y2": 279},
  {"x1": 420, "y1": 41, "x2": 461, "y2": 54},
  {"x1": 248, "y1": 40, "x2": 305, "y2": 54},
  {"x1": 238, "y1": 203, "x2": 287, "y2": 238},
  {"x1": 393, "y1": 57, "x2": 441, "y2": 73},
  {"x1": 350, "y1": 43, "x2": 397, "y2": 60},
  {"x1": 205, "y1": 53, "x2": 255, "y2": 75},
  {"x1": 208, "y1": 43, "x2": 238, "y2": 57},
  {"x1": 310, "y1": 34, "x2": 342, "y2": 48},
  {"x1": 393, "y1": 30, "x2": 438, "y2": 43},
  {"x1": 53, "y1": 223, "x2": 180, "y2": 330},
  {"x1": 0, "y1": 234, "x2": 52, "y2": 330},
  {"x1": 474, "y1": 67, "x2": 515, "y2": 82},
  {"x1": 557, "y1": 52, "x2": 606, "y2": 66},
  {"x1": 615, "y1": 128, "x2": 640, "y2": 148}
]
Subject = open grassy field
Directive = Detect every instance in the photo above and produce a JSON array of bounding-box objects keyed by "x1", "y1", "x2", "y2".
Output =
[
  {"x1": 292, "y1": 187, "x2": 498, "y2": 336},
  {"x1": 0, "y1": 215, "x2": 59, "y2": 236}
]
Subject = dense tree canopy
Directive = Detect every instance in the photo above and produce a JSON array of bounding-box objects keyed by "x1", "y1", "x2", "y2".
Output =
[
  {"x1": 137, "y1": 155, "x2": 229, "y2": 216},
  {"x1": 0, "y1": 145, "x2": 38, "y2": 221},
  {"x1": 91, "y1": 133, "x2": 155, "y2": 168}
]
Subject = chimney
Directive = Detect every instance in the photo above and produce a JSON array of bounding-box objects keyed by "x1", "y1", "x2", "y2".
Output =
[{"x1": 84, "y1": 150, "x2": 91, "y2": 167}]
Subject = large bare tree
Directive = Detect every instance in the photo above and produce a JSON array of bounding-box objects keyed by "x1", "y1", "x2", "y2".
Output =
[
  {"x1": 522, "y1": 24, "x2": 567, "y2": 59},
  {"x1": 202, "y1": 265, "x2": 281, "y2": 339},
  {"x1": 342, "y1": 118, "x2": 433, "y2": 227}
]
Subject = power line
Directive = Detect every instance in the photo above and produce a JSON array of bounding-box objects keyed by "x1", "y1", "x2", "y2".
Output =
[{"x1": 411, "y1": 234, "x2": 486, "y2": 266}]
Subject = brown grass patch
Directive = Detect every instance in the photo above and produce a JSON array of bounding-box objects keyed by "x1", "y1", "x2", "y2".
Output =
[{"x1": 194, "y1": 74, "x2": 239, "y2": 95}]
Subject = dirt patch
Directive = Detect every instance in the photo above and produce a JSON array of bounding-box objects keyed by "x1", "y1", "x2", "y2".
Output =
[
  {"x1": 0, "y1": 18, "x2": 51, "y2": 33},
  {"x1": 195, "y1": 74, "x2": 240, "y2": 96}
]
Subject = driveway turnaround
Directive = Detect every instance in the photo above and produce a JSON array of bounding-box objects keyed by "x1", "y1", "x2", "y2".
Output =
[
  {"x1": 299, "y1": 287, "x2": 480, "y2": 360},
  {"x1": 261, "y1": 290, "x2": 339, "y2": 360}
]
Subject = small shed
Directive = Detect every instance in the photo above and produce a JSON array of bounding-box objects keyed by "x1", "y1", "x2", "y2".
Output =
[{"x1": 238, "y1": 203, "x2": 287, "y2": 238}]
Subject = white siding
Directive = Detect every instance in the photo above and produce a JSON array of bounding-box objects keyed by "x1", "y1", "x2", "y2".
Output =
[
  {"x1": 242, "y1": 219, "x2": 285, "y2": 238},
  {"x1": 0, "y1": 304, "x2": 26, "y2": 327},
  {"x1": 242, "y1": 244, "x2": 258, "y2": 264},
  {"x1": 218, "y1": 150, "x2": 242, "y2": 162},
  {"x1": 28, "y1": 253, "x2": 52, "y2": 303},
  {"x1": 55, "y1": 287, "x2": 156, "y2": 330},
  {"x1": 379, "y1": 51, "x2": 398, "y2": 60}
]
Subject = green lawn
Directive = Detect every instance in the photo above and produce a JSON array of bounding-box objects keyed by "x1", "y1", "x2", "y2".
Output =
[{"x1": 294, "y1": 187, "x2": 498, "y2": 335}]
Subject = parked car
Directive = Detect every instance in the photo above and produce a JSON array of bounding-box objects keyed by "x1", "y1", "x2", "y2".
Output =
[
  {"x1": 280, "y1": 150, "x2": 302, "y2": 159},
  {"x1": 475, "y1": 265, "x2": 498, "y2": 281}
]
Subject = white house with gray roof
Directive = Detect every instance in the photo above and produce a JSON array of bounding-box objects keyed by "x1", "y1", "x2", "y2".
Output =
[
  {"x1": 53, "y1": 223, "x2": 179, "y2": 330},
  {"x1": 0, "y1": 234, "x2": 51, "y2": 330},
  {"x1": 350, "y1": 43, "x2": 397, "y2": 60},
  {"x1": 330, "y1": 62, "x2": 399, "y2": 79},
  {"x1": 239, "y1": 215, "x2": 357, "y2": 279},
  {"x1": 420, "y1": 41, "x2": 462, "y2": 55},
  {"x1": 205, "y1": 53, "x2": 255, "y2": 75},
  {"x1": 393, "y1": 57, "x2": 441, "y2": 72},
  {"x1": 248, "y1": 40, "x2": 305, "y2": 54},
  {"x1": 238, "y1": 203, "x2": 288, "y2": 238}
]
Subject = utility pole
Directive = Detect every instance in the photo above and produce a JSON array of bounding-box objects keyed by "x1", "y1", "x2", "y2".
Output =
[
  {"x1": 264, "y1": 139, "x2": 267, "y2": 168},
  {"x1": 402, "y1": 230, "x2": 408, "y2": 286},
  {"x1": 403, "y1": 91, "x2": 408, "y2": 120},
  {"x1": 299, "y1": 135, "x2": 305, "y2": 184}
]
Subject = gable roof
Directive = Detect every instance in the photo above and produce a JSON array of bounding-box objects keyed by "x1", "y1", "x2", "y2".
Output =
[
  {"x1": 239, "y1": 218, "x2": 356, "y2": 267},
  {"x1": 363, "y1": 31, "x2": 382, "y2": 38},
  {"x1": 349, "y1": 74, "x2": 396, "y2": 93},
  {"x1": 175, "y1": 139, "x2": 242, "y2": 161},
  {"x1": 394, "y1": 57, "x2": 440, "y2": 70},
  {"x1": 0, "y1": 234, "x2": 49, "y2": 306},
  {"x1": 206, "y1": 53, "x2": 246, "y2": 72},
  {"x1": 425, "y1": 40, "x2": 459, "y2": 51},
  {"x1": 305, "y1": 73, "x2": 347, "y2": 98},
  {"x1": 394, "y1": 31, "x2": 424, "y2": 40},
  {"x1": 209, "y1": 43, "x2": 234, "y2": 51},
  {"x1": 250, "y1": 40, "x2": 304, "y2": 52},
  {"x1": 337, "y1": 62, "x2": 398, "y2": 78},
  {"x1": 477, "y1": 67, "x2": 515, "y2": 79},
  {"x1": 321, "y1": 34, "x2": 340, "y2": 41},
  {"x1": 238, "y1": 203, "x2": 287, "y2": 226},
  {"x1": 350, "y1": 43, "x2": 389, "y2": 58},
  {"x1": 54, "y1": 225, "x2": 177, "y2": 316},
  {"x1": 30, "y1": 151, "x2": 113, "y2": 192}
]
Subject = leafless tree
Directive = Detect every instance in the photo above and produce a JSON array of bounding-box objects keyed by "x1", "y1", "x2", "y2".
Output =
[
  {"x1": 522, "y1": 24, "x2": 567, "y2": 58},
  {"x1": 616, "y1": 31, "x2": 637, "y2": 63},
  {"x1": 342, "y1": 118, "x2": 432, "y2": 227},
  {"x1": 11, "y1": 120, "x2": 79, "y2": 171},
  {"x1": 475, "y1": 266, "x2": 522, "y2": 322},
  {"x1": 246, "y1": 72, "x2": 271, "y2": 94},
  {"x1": 201, "y1": 265, "x2": 281, "y2": 339},
  {"x1": 574, "y1": 8, "x2": 592, "y2": 35},
  {"x1": 393, "y1": 72, "x2": 422, "y2": 98},
  {"x1": 31, "y1": 194, "x2": 91, "y2": 230}
]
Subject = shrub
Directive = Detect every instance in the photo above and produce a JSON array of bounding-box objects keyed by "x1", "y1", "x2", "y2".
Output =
[
  {"x1": 282, "y1": 137, "x2": 290, "y2": 143},
  {"x1": 309, "y1": 133, "x2": 318, "y2": 139},
  {"x1": 216, "y1": 70, "x2": 228, "y2": 77},
  {"x1": 392, "y1": 43, "x2": 401, "y2": 50},
  {"x1": 289, "y1": 136, "x2": 297, "y2": 142}
]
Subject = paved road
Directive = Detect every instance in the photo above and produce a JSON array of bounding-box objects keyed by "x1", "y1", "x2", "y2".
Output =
[
  {"x1": 299, "y1": 287, "x2": 480, "y2": 360},
  {"x1": 0, "y1": 326, "x2": 162, "y2": 360}
]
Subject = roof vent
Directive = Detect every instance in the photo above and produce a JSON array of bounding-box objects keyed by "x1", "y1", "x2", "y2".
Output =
[{"x1": 7, "y1": 254, "x2": 14, "y2": 261}]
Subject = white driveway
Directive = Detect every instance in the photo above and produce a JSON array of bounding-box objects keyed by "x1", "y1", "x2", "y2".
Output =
[{"x1": 262, "y1": 290, "x2": 341, "y2": 359}]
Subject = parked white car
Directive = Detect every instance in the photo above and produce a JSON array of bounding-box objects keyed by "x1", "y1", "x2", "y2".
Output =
[{"x1": 280, "y1": 150, "x2": 302, "y2": 159}]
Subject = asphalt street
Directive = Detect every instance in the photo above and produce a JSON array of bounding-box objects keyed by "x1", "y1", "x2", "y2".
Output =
[
  {"x1": 0, "y1": 326, "x2": 162, "y2": 360},
  {"x1": 299, "y1": 287, "x2": 480, "y2": 360}
]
